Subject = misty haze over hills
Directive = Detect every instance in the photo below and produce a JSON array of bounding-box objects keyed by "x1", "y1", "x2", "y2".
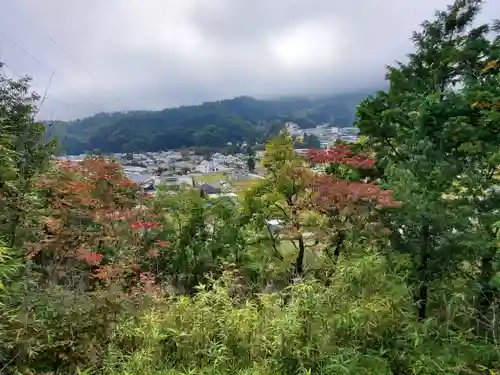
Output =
[
  {"x1": 4, "y1": 0, "x2": 494, "y2": 120},
  {"x1": 47, "y1": 91, "x2": 373, "y2": 154}
]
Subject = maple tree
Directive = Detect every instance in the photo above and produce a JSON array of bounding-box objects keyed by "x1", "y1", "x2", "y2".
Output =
[
  {"x1": 29, "y1": 156, "x2": 165, "y2": 292},
  {"x1": 307, "y1": 144, "x2": 399, "y2": 263},
  {"x1": 309, "y1": 144, "x2": 376, "y2": 170}
]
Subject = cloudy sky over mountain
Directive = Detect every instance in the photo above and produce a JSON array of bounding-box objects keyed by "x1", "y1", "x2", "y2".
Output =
[{"x1": 0, "y1": 0, "x2": 498, "y2": 120}]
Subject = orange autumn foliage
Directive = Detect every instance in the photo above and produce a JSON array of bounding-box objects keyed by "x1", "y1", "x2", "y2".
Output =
[
  {"x1": 30, "y1": 156, "x2": 161, "y2": 290},
  {"x1": 306, "y1": 145, "x2": 400, "y2": 234}
]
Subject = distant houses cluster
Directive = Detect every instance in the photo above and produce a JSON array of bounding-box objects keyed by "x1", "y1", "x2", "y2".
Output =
[
  {"x1": 57, "y1": 149, "x2": 256, "y2": 199},
  {"x1": 285, "y1": 122, "x2": 360, "y2": 146},
  {"x1": 57, "y1": 122, "x2": 361, "y2": 199}
]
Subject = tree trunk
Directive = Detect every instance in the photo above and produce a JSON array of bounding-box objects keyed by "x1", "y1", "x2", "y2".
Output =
[
  {"x1": 415, "y1": 223, "x2": 430, "y2": 321},
  {"x1": 478, "y1": 248, "x2": 495, "y2": 309},
  {"x1": 332, "y1": 231, "x2": 345, "y2": 264},
  {"x1": 8, "y1": 211, "x2": 21, "y2": 248},
  {"x1": 266, "y1": 224, "x2": 284, "y2": 260},
  {"x1": 475, "y1": 246, "x2": 496, "y2": 336},
  {"x1": 290, "y1": 203, "x2": 305, "y2": 276},
  {"x1": 322, "y1": 231, "x2": 346, "y2": 286},
  {"x1": 295, "y1": 234, "x2": 305, "y2": 275}
]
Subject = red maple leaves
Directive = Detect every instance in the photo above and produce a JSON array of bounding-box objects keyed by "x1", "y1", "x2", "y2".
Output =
[
  {"x1": 130, "y1": 220, "x2": 162, "y2": 230},
  {"x1": 39, "y1": 157, "x2": 139, "y2": 215},
  {"x1": 76, "y1": 247, "x2": 104, "y2": 266},
  {"x1": 147, "y1": 249, "x2": 160, "y2": 258},
  {"x1": 310, "y1": 174, "x2": 399, "y2": 214},
  {"x1": 308, "y1": 144, "x2": 376, "y2": 169},
  {"x1": 155, "y1": 241, "x2": 171, "y2": 247},
  {"x1": 33, "y1": 157, "x2": 154, "y2": 286},
  {"x1": 306, "y1": 145, "x2": 400, "y2": 217}
]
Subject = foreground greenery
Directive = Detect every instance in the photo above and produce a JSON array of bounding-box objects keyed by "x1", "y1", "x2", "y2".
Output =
[{"x1": 1, "y1": 1, "x2": 500, "y2": 374}]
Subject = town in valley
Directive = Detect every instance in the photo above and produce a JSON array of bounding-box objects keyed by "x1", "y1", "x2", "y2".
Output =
[{"x1": 57, "y1": 122, "x2": 360, "y2": 199}]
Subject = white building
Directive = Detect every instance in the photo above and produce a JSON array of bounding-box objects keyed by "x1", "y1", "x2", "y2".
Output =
[
  {"x1": 196, "y1": 160, "x2": 220, "y2": 173},
  {"x1": 285, "y1": 122, "x2": 300, "y2": 133},
  {"x1": 123, "y1": 166, "x2": 148, "y2": 174}
]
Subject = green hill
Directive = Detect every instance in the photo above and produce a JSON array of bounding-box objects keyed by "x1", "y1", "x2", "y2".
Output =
[{"x1": 46, "y1": 92, "x2": 371, "y2": 154}]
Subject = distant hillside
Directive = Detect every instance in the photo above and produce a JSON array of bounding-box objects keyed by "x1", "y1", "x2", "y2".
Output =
[{"x1": 46, "y1": 92, "x2": 372, "y2": 154}]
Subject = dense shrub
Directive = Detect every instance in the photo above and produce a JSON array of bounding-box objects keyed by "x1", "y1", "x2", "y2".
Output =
[{"x1": 101, "y1": 252, "x2": 499, "y2": 375}]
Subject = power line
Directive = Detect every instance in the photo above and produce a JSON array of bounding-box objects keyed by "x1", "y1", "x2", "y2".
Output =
[
  {"x1": 0, "y1": 29, "x2": 102, "y2": 112},
  {"x1": 0, "y1": 31, "x2": 51, "y2": 70},
  {"x1": 46, "y1": 35, "x2": 133, "y2": 113},
  {"x1": 47, "y1": 36, "x2": 93, "y2": 78},
  {"x1": 2, "y1": 28, "x2": 146, "y2": 125},
  {"x1": 45, "y1": 33, "x2": 157, "y2": 141},
  {"x1": 1, "y1": 59, "x2": 81, "y2": 109}
]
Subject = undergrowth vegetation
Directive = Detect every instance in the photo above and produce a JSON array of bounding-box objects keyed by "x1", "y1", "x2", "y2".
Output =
[
  {"x1": 102, "y1": 254, "x2": 499, "y2": 375},
  {"x1": 1, "y1": 1, "x2": 500, "y2": 374}
]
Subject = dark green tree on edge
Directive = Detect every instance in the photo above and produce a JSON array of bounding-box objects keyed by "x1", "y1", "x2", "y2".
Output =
[
  {"x1": 247, "y1": 157, "x2": 256, "y2": 173},
  {"x1": 356, "y1": 0, "x2": 500, "y2": 321}
]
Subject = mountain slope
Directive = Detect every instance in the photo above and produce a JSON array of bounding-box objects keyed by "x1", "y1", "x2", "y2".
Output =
[{"x1": 47, "y1": 92, "x2": 371, "y2": 154}]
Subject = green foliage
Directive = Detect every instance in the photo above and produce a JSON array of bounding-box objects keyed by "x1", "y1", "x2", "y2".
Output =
[
  {"x1": 101, "y1": 252, "x2": 499, "y2": 375},
  {"x1": 151, "y1": 187, "x2": 253, "y2": 293},
  {"x1": 2, "y1": 3, "x2": 500, "y2": 375},
  {"x1": 47, "y1": 93, "x2": 369, "y2": 154},
  {"x1": 356, "y1": 0, "x2": 500, "y2": 321},
  {"x1": 253, "y1": 130, "x2": 313, "y2": 274},
  {"x1": 0, "y1": 285, "x2": 137, "y2": 371},
  {"x1": 246, "y1": 156, "x2": 256, "y2": 173},
  {"x1": 0, "y1": 72, "x2": 55, "y2": 248},
  {"x1": 293, "y1": 133, "x2": 322, "y2": 149},
  {"x1": 0, "y1": 246, "x2": 21, "y2": 295}
]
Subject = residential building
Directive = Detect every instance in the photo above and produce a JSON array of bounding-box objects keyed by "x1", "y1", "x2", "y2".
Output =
[{"x1": 196, "y1": 160, "x2": 220, "y2": 173}]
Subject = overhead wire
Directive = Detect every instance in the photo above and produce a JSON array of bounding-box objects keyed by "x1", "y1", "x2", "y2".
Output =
[
  {"x1": 1, "y1": 25, "x2": 150, "y2": 154},
  {"x1": 0, "y1": 29, "x2": 104, "y2": 113},
  {"x1": 46, "y1": 34, "x2": 142, "y2": 117}
]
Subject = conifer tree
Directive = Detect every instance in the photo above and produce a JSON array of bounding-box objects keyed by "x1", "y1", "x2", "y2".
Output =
[{"x1": 356, "y1": 0, "x2": 495, "y2": 320}]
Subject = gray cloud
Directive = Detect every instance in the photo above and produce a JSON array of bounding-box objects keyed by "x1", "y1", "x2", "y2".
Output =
[{"x1": 0, "y1": 0, "x2": 498, "y2": 120}]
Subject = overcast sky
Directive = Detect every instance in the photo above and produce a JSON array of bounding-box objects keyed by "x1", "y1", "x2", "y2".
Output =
[{"x1": 0, "y1": 0, "x2": 498, "y2": 120}]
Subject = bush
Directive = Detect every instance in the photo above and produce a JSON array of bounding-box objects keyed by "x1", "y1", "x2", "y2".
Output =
[
  {"x1": 100, "y1": 252, "x2": 499, "y2": 375},
  {"x1": 0, "y1": 282, "x2": 147, "y2": 372}
]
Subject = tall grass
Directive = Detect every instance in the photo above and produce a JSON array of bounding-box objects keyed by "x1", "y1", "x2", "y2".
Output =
[{"x1": 99, "y1": 251, "x2": 498, "y2": 375}]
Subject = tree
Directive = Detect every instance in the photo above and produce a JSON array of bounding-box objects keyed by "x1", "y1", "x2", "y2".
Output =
[
  {"x1": 194, "y1": 124, "x2": 224, "y2": 148},
  {"x1": 306, "y1": 134, "x2": 321, "y2": 149},
  {"x1": 246, "y1": 145, "x2": 255, "y2": 157},
  {"x1": 308, "y1": 145, "x2": 398, "y2": 265},
  {"x1": 293, "y1": 133, "x2": 322, "y2": 149},
  {"x1": 247, "y1": 156, "x2": 256, "y2": 173},
  {"x1": 89, "y1": 148, "x2": 103, "y2": 156},
  {"x1": 356, "y1": 0, "x2": 496, "y2": 320},
  {"x1": 32, "y1": 157, "x2": 141, "y2": 285},
  {"x1": 2, "y1": 156, "x2": 159, "y2": 369},
  {"x1": 455, "y1": 26, "x2": 500, "y2": 324},
  {"x1": 152, "y1": 186, "x2": 251, "y2": 293},
  {"x1": 250, "y1": 129, "x2": 312, "y2": 275},
  {"x1": 0, "y1": 69, "x2": 55, "y2": 248}
]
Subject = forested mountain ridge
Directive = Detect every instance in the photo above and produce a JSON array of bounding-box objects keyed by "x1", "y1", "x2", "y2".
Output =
[{"x1": 46, "y1": 92, "x2": 371, "y2": 154}]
